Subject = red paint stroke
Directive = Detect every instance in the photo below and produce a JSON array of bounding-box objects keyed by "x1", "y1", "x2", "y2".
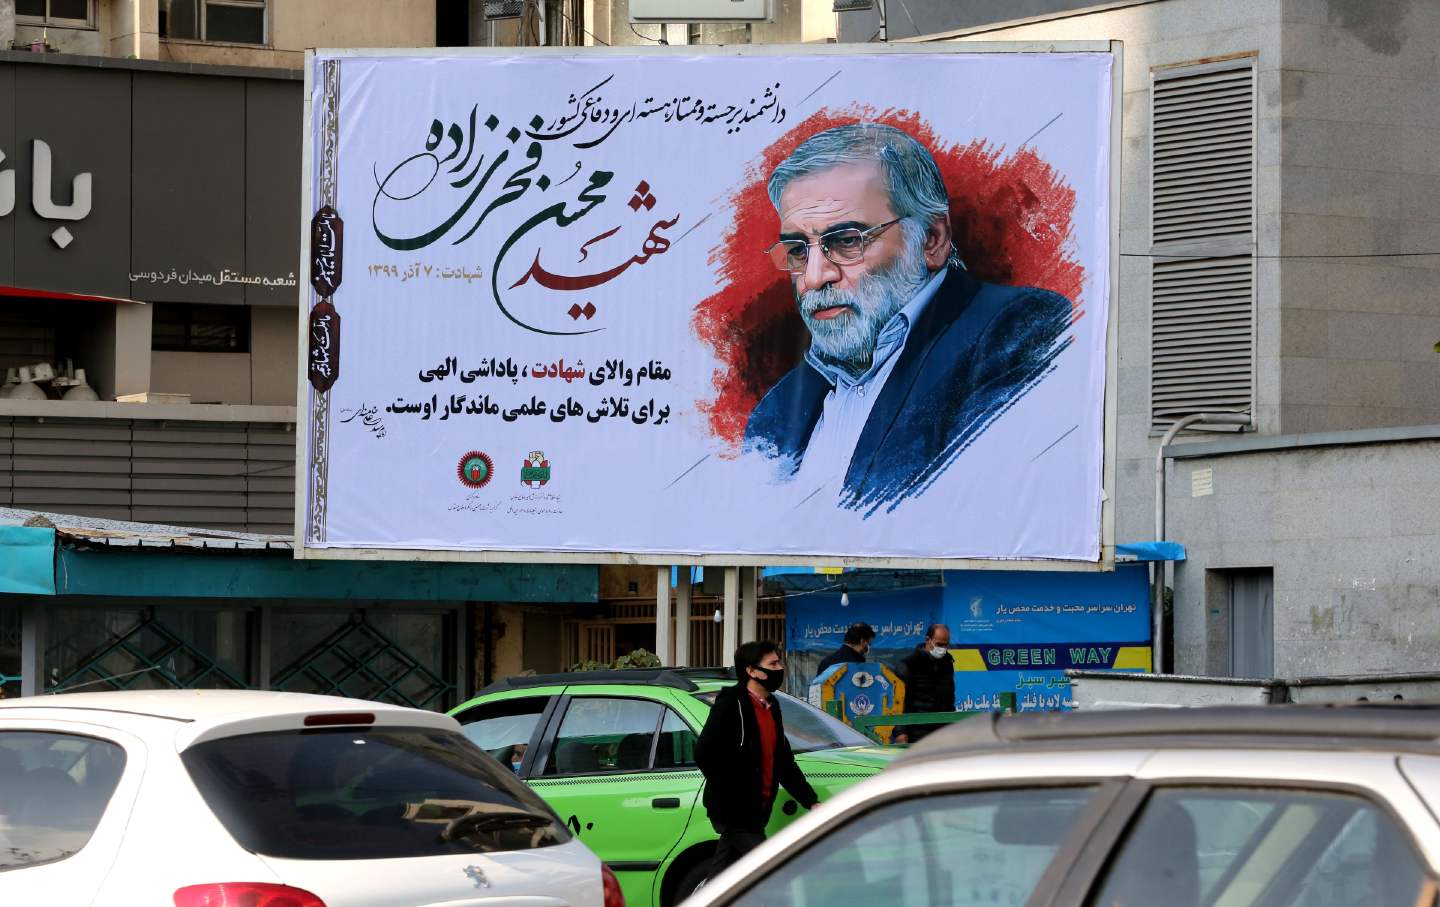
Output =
[{"x1": 692, "y1": 107, "x2": 1084, "y2": 449}]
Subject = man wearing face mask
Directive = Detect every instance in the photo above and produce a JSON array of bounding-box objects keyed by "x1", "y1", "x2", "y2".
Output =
[
  {"x1": 816, "y1": 622, "x2": 875, "y2": 675},
  {"x1": 696, "y1": 640, "x2": 820, "y2": 882},
  {"x1": 893, "y1": 624, "x2": 955, "y2": 745}
]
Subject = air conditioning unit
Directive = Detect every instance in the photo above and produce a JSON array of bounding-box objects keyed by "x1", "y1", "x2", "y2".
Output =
[
  {"x1": 484, "y1": 0, "x2": 525, "y2": 19},
  {"x1": 832, "y1": 0, "x2": 874, "y2": 10},
  {"x1": 630, "y1": 0, "x2": 770, "y2": 23}
]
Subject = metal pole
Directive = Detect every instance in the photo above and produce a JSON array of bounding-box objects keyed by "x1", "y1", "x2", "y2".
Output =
[
  {"x1": 722, "y1": 566, "x2": 740, "y2": 668},
  {"x1": 675, "y1": 568, "x2": 692, "y2": 667},
  {"x1": 877, "y1": 0, "x2": 887, "y2": 41},
  {"x1": 655, "y1": 566, "x2": 672, "y2": 665},
  {"x1": 1154, "y1": 411, "x2": 1252, "y2": 673}
]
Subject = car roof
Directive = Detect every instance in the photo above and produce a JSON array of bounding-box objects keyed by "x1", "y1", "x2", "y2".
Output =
[
  {"x1": 0, "y1": 688, "x2": 423, "y2": 723},
  {"x1": 475, "y1": 667, "x2": 736, "y2": 697},
  {"x1": 898, "y1": 703, "x2": 1440, "y2": 764}
]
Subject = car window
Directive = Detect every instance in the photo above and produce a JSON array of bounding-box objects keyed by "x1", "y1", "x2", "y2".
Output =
[
  {"x1": 454, "y1": 696, "x2": 551, "y2": 768},
  {"x1": 1085, "y1": 788, "x2": 1431, "y2": 907},
  {"x1": 181, "y1": 726, "x2": 569, "y2": 861},
  {"x1": 543, "y1": 698, "x2": 661, "y2": 775},
  {"x1": 655, "y1": 709, "x2": 697, "y2": 769},
  {"x1": 732, "y1": 787, "x2": 1097, "y2": 907},
  {"x1": 0, "y1": 731, "x2": 127, "y2": 871},
  {"x1": 696, "y1": 691, "x2": 872, "y2": 752}
]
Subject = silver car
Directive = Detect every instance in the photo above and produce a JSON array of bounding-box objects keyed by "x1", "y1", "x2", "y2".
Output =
[{"x1": 684, "y1": 706, "x2": 1440, "y2": 907}]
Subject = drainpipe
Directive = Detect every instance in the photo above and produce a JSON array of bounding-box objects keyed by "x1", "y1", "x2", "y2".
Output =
[{"x1": 1154, "y1": 412, "x2": 1252, "y2": 673}]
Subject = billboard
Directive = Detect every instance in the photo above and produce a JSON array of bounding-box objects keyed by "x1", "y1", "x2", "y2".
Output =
[{"x1": 298, "y1": 43, "x2": 1120, "y2": 566}]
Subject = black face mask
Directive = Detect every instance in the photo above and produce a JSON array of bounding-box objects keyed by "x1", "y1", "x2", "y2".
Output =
[{"x1": 751, "y1": 666, "x2": 784, "y2": 693}]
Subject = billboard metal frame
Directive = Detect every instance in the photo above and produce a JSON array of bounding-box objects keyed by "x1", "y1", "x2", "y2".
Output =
[{"x1": 296, "y1": 40, "x2": 1123, "y2": 571}]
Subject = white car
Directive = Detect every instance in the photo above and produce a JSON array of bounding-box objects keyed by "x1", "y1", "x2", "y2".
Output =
[
  {"x1": 685, "y1": 705, "x2": 1440, "y2": 907},
  {"x1": 0, "y1": 689, "x2": 623, "y2": 906}
]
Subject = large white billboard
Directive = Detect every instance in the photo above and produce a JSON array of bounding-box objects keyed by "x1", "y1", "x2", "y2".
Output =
[{"x1": 297, "y1": 43, "x2": 1120, "y2": 567}]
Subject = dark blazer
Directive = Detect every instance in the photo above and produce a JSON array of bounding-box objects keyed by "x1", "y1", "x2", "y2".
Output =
[
  {"x1": 695, "y1": 683, "x2": 819, "y2": 832},
  {"x1": 895, "y1": 645, "x2": 956, "y2": 742},
  {"x1": 745, "y1": 266, "x2": 1074, "y2": 512},
  {"x1": 815, "y1": 644, "x2": 865, "y2": 676}
]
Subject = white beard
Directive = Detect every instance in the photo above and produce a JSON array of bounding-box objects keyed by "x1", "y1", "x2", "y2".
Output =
[{"x1": 797, "y1": 219, "x2": 934, "y2": 378}]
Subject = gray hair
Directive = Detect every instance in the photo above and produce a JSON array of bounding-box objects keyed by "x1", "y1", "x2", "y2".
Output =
[
  {"x1": 769, "y1": 123, "x2": 962, "y2": 269},
  {"x1": 767, "y1": 123, "x2": 951, "y2": 223}
]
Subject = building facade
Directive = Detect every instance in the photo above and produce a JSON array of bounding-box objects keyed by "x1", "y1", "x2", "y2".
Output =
[{"x1": 876, "y1": 0, "x2": 1440, "y2": 676}]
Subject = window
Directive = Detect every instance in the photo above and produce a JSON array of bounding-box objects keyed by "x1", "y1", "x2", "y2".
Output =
[
  {"x1": 695, "y1": 691, "x2": 872, "y2": 753},
  {"x1": 544, "y1": 697, "x2": 662, "y2": 775},
  {"x1": 16, "y1": 0, "x2": 92, "y2": 27},
  {"x1": 454, "y1": 696, "x2": 552, "y2": 767},
  {"x1": 733, "y1": 787, "x2": 1097, "y2": 907},
  {"x1": 1150, "y1": 60, "x2": 1256, "y2": 433},
  {"x1": 151, "y1": 303, "x2": 250, "y2": 353},
  {"x1": 0, "y1": 732, "x2": 127, "y2": 870},
  {"x1": 160, "y1": 0, "x2": 266, "y2": 44},
  {"x1": 1085, "y1": 788, "x2": 1431, "y2": 907},
  {"x1": 181, "y1": 726, "x2": 569, "y2": 860},
  {"x1": 654, "y1": 709, "x2": 697, "y2": 769}
]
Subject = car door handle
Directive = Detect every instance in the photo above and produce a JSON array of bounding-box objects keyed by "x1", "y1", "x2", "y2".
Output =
[{"x1": 652, "y1": 797, "x2": 681, "y2": 809}]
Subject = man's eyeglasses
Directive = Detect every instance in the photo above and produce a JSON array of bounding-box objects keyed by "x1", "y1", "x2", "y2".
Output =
[{"x1": 764, "y1": 218, "x2": 903, "y2": 272}]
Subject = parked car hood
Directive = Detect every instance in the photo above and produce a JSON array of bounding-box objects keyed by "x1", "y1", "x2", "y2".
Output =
[{"x1": 794, "y1": 745, "x2": 897, "y2": 773}]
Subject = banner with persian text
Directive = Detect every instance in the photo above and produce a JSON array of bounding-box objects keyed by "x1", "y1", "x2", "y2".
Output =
[{"x1": 300, "y1": 47, "x2": 1116, "y2": 563}]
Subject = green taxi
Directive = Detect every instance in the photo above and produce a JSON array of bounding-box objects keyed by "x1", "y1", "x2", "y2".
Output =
[{"x1": 449, "y1": 668, "x2": 896, "y2": 907}]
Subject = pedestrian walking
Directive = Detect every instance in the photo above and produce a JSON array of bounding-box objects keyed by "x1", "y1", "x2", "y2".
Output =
[
  {"x1": 696, "y1": 641, "x2": 820, "y2": 882},
  {"x1": 893, "y1": 623, "x2": 956, "y2": 744}
]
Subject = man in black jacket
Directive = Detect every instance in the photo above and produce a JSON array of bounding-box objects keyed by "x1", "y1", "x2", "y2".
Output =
[
  {"x1": 893, "y1": 623, "x2": 955, "y2": 744},
  {"x1": 696, "y1": 640, "x2": 820, "y2": 881},
  {"x1": 815, "y1": 622, "x2": 875, "y2": 675}
]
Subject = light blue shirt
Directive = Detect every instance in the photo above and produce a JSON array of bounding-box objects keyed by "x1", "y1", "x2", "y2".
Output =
[{"x1": 793, "y1": 267, "x2": 947, "y2": 490}]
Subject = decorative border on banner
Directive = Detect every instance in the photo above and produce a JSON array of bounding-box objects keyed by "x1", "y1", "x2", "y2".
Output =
[{"x1": 306, "y1": 58, "x2": 340, "y2": 546}]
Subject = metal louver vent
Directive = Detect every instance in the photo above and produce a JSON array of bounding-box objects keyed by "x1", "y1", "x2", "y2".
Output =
[
  {"x1": 1152, "y1": 65, "x2": 1255, "y2": 244},
  {"x1": 833, "y1": 0, "x2": 875, "y2": 11},
  {"x1": 1151, "y1": 256, "x2": 1254, "y2": 430},
  {"x1": 1150, "y1": 61, "x2": 1256, "y2": 432}
]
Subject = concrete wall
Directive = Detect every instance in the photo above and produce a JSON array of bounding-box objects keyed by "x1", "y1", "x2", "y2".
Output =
[
  {"x1": 158, "y1": 0, "x2": 435, "y2": 68},
  {"x1": 250, "y1": 305, "x2": 296, "y2": 406},
  {"x1": 836, "y1": 0, "x2": 1119, "y2": 42},
  {"x1": 147, "y1": 306, "x2": 297, "y2": 405},
  {"x1": 1274, "y1": 0, "x2": 1440, "y2": 434},
  {"x1": 1167, "y1": 432, "x2": 1440, "y2": 675},
  {"x1": 589, "y1": 0, "x2": 833, "y2": 46},
  {"x1": 935, "y1": 0, "x2": 1287, "y2": 548},
  {"x1": 151, "y1": 350, "x2": 251, "y2": 403}
]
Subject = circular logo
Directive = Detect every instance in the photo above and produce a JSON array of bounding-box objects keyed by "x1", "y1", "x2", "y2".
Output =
[
  {"x1": 457, "y1": 451, "x2": 494, "y2": 489},
  {"x1": 851, "y1": 671, "x2": 874, "y2": 688},
  {"x1": 850, "y1": 694, "x2": 874, "y2": 716}
]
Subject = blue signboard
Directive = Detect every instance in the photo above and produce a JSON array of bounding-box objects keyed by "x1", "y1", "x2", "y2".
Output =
[
  {"x1": 784, "y1": 565, "x2": 1151, "y2": 712},
  {"x1": 940, "y1": 565, "x2": 1151, "y2": 711}
]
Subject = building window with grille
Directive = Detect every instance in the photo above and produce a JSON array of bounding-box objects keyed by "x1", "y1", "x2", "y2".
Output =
[
  {"x1": 1149, "y1": 59, "x2": 1256, "y2": 433},
  {"x1": 161, "y1": 0, "x2": 267, "y2": 45},
  {"x1": 15, "y1": 0, "x2": 93, "y2": 27}
]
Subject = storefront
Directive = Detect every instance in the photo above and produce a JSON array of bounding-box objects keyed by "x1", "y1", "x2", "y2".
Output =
[{"x1": 0, "y1": 511, "x2": 597, "y2": 702}]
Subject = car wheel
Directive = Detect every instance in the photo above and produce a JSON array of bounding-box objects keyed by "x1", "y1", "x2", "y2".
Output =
[{"x1": 669, "y1": 861, "x2": 710, "y2": 905}]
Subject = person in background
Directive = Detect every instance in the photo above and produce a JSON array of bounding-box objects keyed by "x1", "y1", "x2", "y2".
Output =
[
  {"x1": 893, "y1": 623, "x2": 955, "y2": 744},
  {"x1": 696, "y1": 641, "x2": 819, "y2": 882},
  {"x1": 816, "y1": 622, "x2": 875, "y2": 674}
]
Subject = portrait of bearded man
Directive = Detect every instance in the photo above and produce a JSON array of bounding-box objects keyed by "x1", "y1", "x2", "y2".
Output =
[{"x1": 744, "y1": 122, "x2": 1076, "y2": 510}]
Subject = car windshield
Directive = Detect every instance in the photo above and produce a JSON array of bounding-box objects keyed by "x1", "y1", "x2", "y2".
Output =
[
  {"x1": 696, "y1": 691, "x2": 872, "y2": 752},
  {"x1": 182, "y1": 725, "x2": 570, "y2": 861}
]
